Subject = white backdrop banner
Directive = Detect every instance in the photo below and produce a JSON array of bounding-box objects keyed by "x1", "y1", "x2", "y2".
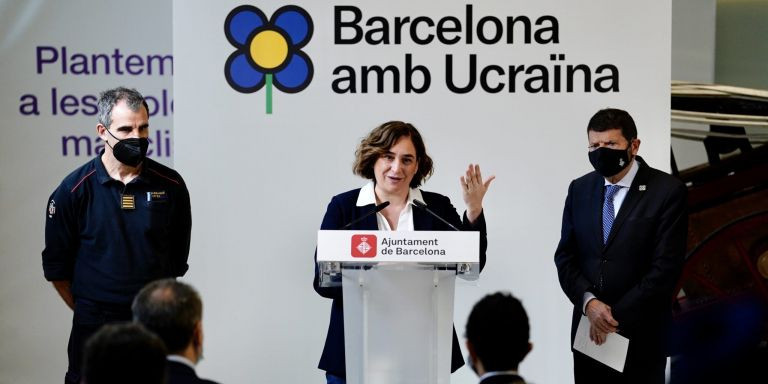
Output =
[
  {"x1": 0, "y1": 0, "x2": 670, "y2": 383},
  {"x1": 174, "y1": 1, "x2": 670, "y2": 384}
]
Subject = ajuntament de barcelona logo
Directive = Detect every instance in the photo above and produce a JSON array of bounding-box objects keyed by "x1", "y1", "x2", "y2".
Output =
[{"x1": 224, "y1": 5, "x2": 313, "y2": 114}]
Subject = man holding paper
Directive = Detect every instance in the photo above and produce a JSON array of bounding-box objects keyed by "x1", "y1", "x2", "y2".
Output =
[{"x1": 554, "y1": 108, "x2": 687, "y2": 383}]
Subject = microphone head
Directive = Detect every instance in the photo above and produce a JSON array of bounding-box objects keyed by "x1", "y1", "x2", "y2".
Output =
[
  {"x1": 412, "y1": 199, "x2": 427, "y2": 208},
  {"x1": 375, "y1": 201, "x2": 390, "y2": 212}
]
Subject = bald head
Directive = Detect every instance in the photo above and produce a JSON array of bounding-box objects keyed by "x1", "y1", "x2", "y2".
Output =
[{"x1": 132, "y1": 279, "x2": 202, "y2": 354}]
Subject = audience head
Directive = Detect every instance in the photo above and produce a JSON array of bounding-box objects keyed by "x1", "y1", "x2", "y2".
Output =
[
  {"x1": 81, "y1": 322, "x2": 167, "y2": 384},
  {"x1": 132, "y1": 279, "x2": 204, "y2": 362},
  {"x1": 465, "y1": 291, "x2": 532, "y2": 375}
]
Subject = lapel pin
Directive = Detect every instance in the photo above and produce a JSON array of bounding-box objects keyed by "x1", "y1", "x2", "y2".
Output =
[{"x1": 639, "y1": 185, "x2": 646, "y2": 191}]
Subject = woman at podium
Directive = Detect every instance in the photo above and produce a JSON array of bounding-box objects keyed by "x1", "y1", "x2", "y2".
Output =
[{"x1": 313, "y1": 121, "x2": 494, "y2": 384}]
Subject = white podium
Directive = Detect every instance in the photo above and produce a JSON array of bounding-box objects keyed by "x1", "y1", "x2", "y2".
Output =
[{"x1": 317, "y1": 230, "x2": 479, "y2": 384}]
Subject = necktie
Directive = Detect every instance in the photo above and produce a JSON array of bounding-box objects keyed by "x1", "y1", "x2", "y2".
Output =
[{"x1": 602, "y1": 185, "x2": 622, "y2": 244}]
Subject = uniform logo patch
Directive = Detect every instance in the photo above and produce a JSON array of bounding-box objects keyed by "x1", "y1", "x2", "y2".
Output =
[
  {"x1": 48, "y1": 199, "x2": 56, "y2": 218},
  {"x1": 351, "y1": 234, "x2": 377, "y2": 258},
  {"x1": 146, "y1": 191, "x2": 168, "y2": 202}
]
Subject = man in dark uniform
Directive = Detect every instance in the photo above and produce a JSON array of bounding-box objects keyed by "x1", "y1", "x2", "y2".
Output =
[{"x1": 42, "y1": 87, "x2": 192, "y2": 384}]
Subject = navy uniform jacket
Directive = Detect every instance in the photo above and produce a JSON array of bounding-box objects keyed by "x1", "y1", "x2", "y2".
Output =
[
  {"x1": 42, "y1": 155, "x2": 191, "y2": 304},
  {"x1": 313, "y1": 188, "x2": 488, "y2": 377},
  {"x1": 554, "y1": 157, "x2": 687, "y2": 364}
]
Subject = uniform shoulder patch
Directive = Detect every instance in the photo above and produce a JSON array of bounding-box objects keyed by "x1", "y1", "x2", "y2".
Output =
[{"x1": 48, "y1": 199, "x2": 56, "y2": 218}]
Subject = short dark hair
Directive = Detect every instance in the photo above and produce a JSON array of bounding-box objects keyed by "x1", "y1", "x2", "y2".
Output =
[
  {"x1": 132, "y1": 279, "x2": 202, "y2": 354},
  {"x1": 97, "y1": 87, "x2": 149, "y2": 128},
  {"x1": 353, "y1": 121, "x2": 434, "y2": 188},
  {"x1": 465, "y1": 292, "x2": 530, "y2": 371},
  {"x1": 587, "y1": 108, "x2": 637, "y2": 142},
  {"x1": 82, "y1": 322, "x2": 167, "y2": 384}
]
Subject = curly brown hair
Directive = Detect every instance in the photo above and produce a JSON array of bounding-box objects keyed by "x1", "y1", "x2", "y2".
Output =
[{"x1": 353, "y1": 121, "x2": 434, "y2": 188}]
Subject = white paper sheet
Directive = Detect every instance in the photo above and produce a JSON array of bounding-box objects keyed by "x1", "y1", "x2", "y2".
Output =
[{"x1": 573, "y1": 315, "x2": 629, "y2": 372}]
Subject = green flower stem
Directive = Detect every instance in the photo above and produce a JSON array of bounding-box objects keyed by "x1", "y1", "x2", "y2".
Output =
[{"x1": 266, "y1": 73, "x2": 273, "y2": 114}]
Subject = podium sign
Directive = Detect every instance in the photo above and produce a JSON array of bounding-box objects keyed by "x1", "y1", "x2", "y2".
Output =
[
  {"x1": 317, "y1": 230, "x2": 480, "y2": 384},
  {"x1": 318, "y1": 230, "x2": 478, "y2": 263},
  {"x1": 317, "y1": 230, "x2": 479, "y2": 287}
]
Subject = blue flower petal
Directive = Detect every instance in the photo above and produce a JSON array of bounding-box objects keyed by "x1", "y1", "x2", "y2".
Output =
[
  {"x1": 272, "y1": 6, "x2": 313, "y2": 47},
  {"x1": 225, "y1": 6, "x2": 267, "y2": 46},
  {"x1": 274, "y1": 52, "x2": 312, "y2": 93},
  {"x1": 226, "y1": 53, "x2": 265, "y2": 92}
]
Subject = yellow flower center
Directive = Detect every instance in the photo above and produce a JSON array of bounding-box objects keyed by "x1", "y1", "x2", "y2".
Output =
[{"x1": 249, "y1": 30, "x2": 288, "y2": 69}]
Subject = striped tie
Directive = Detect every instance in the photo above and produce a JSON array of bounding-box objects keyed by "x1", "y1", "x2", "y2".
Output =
[{"x1": 602, "y1": 185, "x2": 622, "y2": 244}]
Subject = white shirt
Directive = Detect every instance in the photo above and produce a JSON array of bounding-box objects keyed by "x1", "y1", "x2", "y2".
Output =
[
  {"x1": 602, "y1": 158, "x2": 639, "y2": 219},
  {"x1": 167, "y1": 354, "x2": 196, "y2": 370},
  {"x1": 479, "y1": 370, "x2": 521, "y2": 381},
  {"x1": 583, "y1": 159, "x2": 640, "y2": 313},
  {"x1": 356, "y1": 181, "x2": 424, "y2": 231}
]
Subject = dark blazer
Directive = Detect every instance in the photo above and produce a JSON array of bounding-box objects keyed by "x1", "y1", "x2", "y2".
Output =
[
  {"x1": 554, "y1": 158, "x2": 687, "y2": 371},
  {"x1": 166, "y1": 360, "x2": 219, "y2": 384},
  {"x1": 313, "y1": 188, "x2": 488, "y2": 378},
  {"x1": 479, "y1": 373, "x2": 526, "y2": 384}
]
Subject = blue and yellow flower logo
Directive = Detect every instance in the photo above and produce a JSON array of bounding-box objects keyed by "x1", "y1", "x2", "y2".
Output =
[{"x1": 224, "y1": 5, "x2": 313, "y2": 114}]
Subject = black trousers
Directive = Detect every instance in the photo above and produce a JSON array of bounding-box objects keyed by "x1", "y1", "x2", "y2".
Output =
[{"x1": 65, "y1": 298, "x2": 132, "y2": 384}]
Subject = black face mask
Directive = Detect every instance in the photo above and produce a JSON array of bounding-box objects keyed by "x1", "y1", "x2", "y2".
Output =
[
  {"x1": 588, "y1": 146, "x2": 631, "y2": 177},
  {"x1": 105, "y1": 129, "x2": 149, "y2": 167}
]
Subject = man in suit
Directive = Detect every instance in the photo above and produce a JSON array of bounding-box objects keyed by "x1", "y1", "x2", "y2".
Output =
[
  {"x1": 81, "y1": 322, "x2": 167, "y2": 384},
  {"x1": 132, "y1": 279, "x2": 219, "y2": 384},
  {"x1": 555, "y1": 108, "x2": 688, "y2": 384},
  {"x1": 465, "y1": 291, "x2": 531, "y2": 384}
]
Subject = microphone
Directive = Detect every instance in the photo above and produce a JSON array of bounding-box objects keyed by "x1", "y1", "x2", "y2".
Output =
[
  {"x1": 411, "y1": 199, "x2": 460, "y2": 231},
  {"x1": 341, "y1": 201, "x2": 390, "y2": 229}
]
